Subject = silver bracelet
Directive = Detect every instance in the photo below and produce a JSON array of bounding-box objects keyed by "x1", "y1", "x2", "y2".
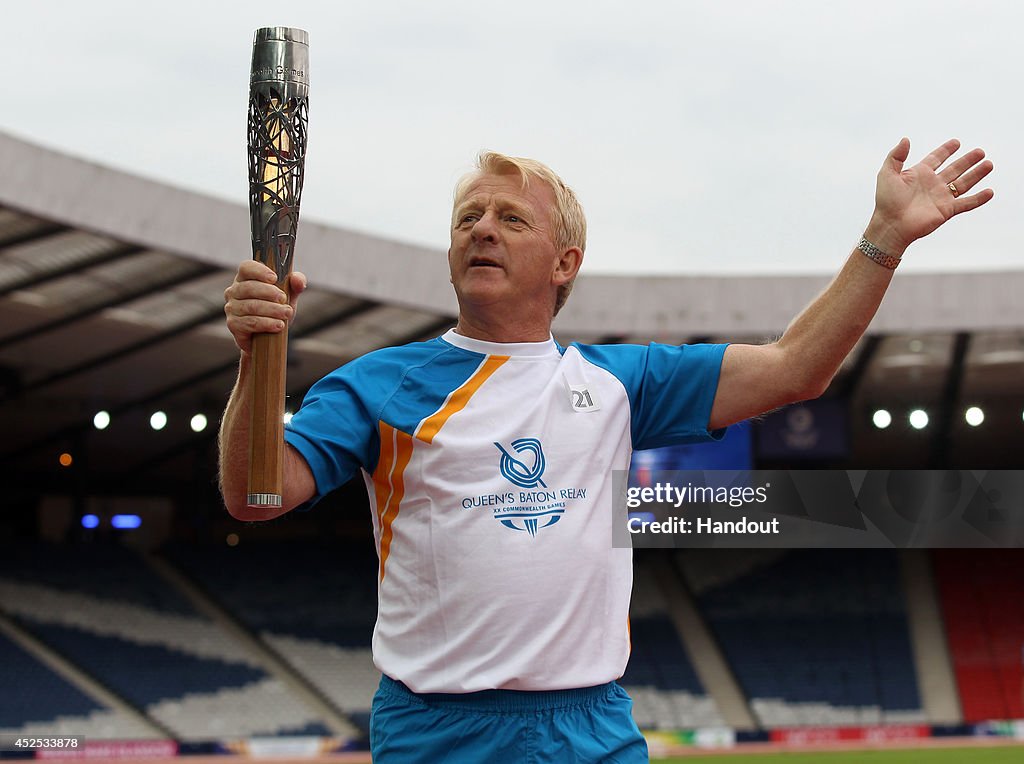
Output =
[{"x1": 857, "y1": 237, "x2": 901, "y2": 270}]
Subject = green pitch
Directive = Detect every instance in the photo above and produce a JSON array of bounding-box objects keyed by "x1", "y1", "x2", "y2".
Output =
[{"x1": 655, "y1": 746, "x2": 1023, "y2": 763}]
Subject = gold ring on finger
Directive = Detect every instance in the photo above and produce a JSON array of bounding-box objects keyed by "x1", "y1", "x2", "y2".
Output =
[{"x1": 947, "y1": 182, "x2": 959, "y2": 198}]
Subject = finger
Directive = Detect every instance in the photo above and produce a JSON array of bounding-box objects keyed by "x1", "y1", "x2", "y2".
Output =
[
  {"x1": 287, "y1": 271, "x2": 307, "y2": 315},
  {"x1": 947, "y1": 159, "x2": 994, "y2": 196},
  {"x1": 886, "y1": 137, "x2": 911, "y2": 173},
  {"x1": 228, "y1": 313, "x2": 290, "y2": 332},
  {"x1": 224, "y1": 280, "x2": 290, "y2": 307},
  {"x1": 951, "y1": 187, "x2": 994, "y2": 216},
  {"x1": 236, "y1": 260, "x2": 279, "y2": 284},
  {"x1": 225, "y1": 297, "x2": 294, "y2": 321},
  {"x1": 288, "y1": 271, "x2": 308, "y2": 296},
  {"x1": 227, "y1": 314, "x2": 290, "y2": 342},
  {"x1": 939, "y1": 148, "x2": 986, "y2": 184},
  {"x1": 920, "y1": 138, "x2": 961, "y2": 171}
]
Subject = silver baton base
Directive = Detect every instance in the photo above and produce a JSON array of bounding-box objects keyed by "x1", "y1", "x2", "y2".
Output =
[{"x1": 247, "y1": 493, "x2": 283, "y2": 508}]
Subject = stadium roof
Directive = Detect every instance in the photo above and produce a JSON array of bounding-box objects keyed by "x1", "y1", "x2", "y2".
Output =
[{"x1": 1, "y1": 130, "x2": 1021, "y2": 503}]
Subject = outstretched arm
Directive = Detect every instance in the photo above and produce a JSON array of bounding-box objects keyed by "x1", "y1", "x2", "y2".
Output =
[
  {"x1": 709, "y1": 138, "x2": 994, "y2": 430},
  {"x1": 219, "y1": 261, "x2": 316, "y2": 520}
]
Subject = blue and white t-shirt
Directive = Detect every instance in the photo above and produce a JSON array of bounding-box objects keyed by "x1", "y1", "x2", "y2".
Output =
[{"x1": 285, "y1": 329, "x2": 727, "y2": 693}]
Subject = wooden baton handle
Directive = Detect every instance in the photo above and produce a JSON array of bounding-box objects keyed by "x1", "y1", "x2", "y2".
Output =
[{"x1": 247, "y1": 277, "x2": 291, "y2": 508}]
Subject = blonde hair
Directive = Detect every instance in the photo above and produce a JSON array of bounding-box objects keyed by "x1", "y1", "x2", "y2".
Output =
[{"x1": 453, "y1": 152, "x2": 586, "y2": 315}]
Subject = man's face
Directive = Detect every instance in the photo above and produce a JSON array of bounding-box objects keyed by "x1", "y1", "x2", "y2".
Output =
[{"x1": 448, "y1": 172, "x2": 573, "y2": 317}]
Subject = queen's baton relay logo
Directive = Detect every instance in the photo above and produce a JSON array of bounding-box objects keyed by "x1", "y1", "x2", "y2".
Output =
[
  {"x1": 495, "y1": 438, "x2": 546, "y2": 488},
  {"x1": 459, "y1": 437, "x2": 589, "y2": 538}
]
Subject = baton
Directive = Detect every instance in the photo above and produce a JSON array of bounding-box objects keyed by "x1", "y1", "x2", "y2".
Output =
[{"x1": 246, "y1": 27, "x2": 309, "y2": 508}]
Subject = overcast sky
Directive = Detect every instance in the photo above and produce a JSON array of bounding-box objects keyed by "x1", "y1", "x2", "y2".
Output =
[{"x1": 3, "y1": 1, "x2": 1019, "y2": 275}]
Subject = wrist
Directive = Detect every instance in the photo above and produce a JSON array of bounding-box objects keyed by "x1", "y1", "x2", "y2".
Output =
[
  {"x1": 237, "y1": 350, "x2": 254, "y2": 378},
  {"x1": 863, "y1": 215, "x2": 909, "y2": 258}
]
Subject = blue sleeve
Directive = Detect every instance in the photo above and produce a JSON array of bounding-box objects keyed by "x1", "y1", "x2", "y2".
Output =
[
  {"x1": 283, "y1": 357, "x2": 382, "y2": 505},
  {"x1": 282, "y1": 339, "x2": 458, "y2": 507},
  {"x1": 574, "y1": 342, "x2": 729, "y2": 450}
]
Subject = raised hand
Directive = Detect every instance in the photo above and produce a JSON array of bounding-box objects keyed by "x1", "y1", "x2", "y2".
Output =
[
  {"x1": 867, "y1": 137, "x2": 994, "y2": 257},
  {"x1": 223, "y1": 261, "x2": 307, "y2": 354}
]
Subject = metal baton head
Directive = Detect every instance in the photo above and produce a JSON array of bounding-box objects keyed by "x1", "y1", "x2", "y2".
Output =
[{"x1": 247, "y1": 27, "x2": 309, "y2": 285}]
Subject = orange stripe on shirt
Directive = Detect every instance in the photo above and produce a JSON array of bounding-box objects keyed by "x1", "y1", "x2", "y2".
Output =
[
  {"x1": 415, "y1": 355, "x2": 509, "y2": 444},
  {"x1": 374, "y1": 356, "x2": 505, "y2": 581},
  {"x1": 376, "y1": 424, "x2": 414, "y2": 584},
  {"x1": 373, "y1": 422, "x2": 399, "y2": 534}
]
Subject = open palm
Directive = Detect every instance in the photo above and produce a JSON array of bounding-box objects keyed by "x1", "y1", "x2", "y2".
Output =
[{"x1": 872, "y1": 138, "x2": 994, "y2": 255}]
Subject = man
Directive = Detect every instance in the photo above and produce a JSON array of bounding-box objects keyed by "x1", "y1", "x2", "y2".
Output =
[{"x1": 220, "y1": 139, "x2": 992, "y2": 762}]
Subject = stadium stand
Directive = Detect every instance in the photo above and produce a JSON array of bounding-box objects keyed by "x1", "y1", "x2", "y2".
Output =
[
  {"x1": 683, "y1": 549, "x2": 926, "y2": 727},
  {"x1": 0, "y1": 542, "x2": 332, "y2": 740},
  {"x1": 0, "y1": 628, "x2": 108, "y2": 731},
  {"x1": 621, "y1": 557, "x2": 726, "y2": 729},
  {"x1": 933, "y1": 549, "x2": 1024, "y2": 722},
  {"x1": 0, "y1": 540, "x2": 194, "y2": 615},
  {"x1": 163, "y1": 538, "x2": 381, "y2": 720},
  {"x1": 5, "y1": 532, "x2": 1021, "y2": 745}
]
